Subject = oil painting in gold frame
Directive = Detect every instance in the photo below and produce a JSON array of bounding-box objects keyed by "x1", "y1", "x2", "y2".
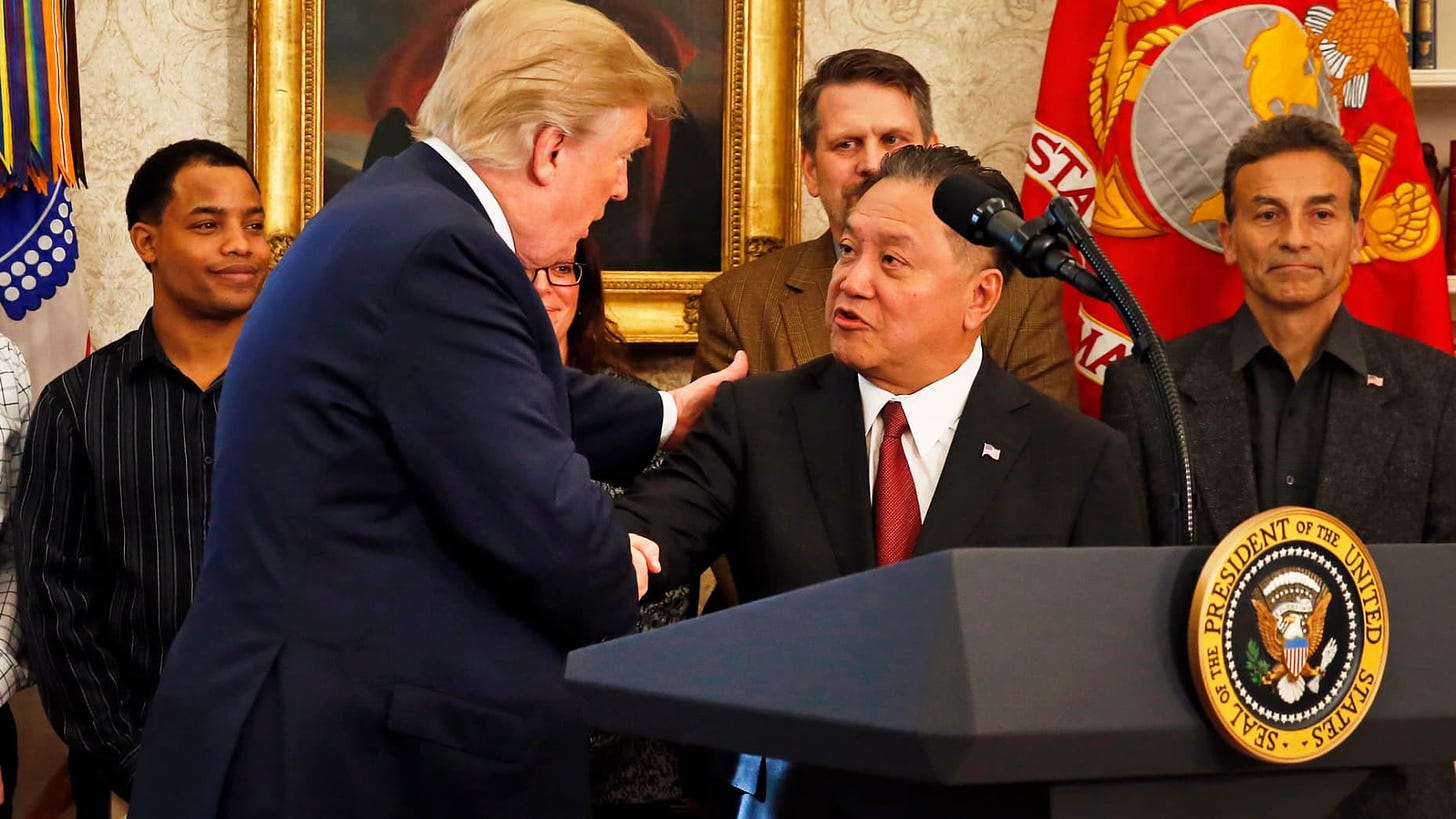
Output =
[{"x1": 250, "y1": 0, "x2": 801, "y2": 342}]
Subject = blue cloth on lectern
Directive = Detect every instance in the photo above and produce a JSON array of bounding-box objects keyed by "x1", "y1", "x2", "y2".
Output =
[{"x1": 733, "y1": 754, "x2": 793, "y2": 819}]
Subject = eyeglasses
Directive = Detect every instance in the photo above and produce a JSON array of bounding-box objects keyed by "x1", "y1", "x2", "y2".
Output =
[{"x1": 528, "y1": 262, "x2": 584, "y2": 287}]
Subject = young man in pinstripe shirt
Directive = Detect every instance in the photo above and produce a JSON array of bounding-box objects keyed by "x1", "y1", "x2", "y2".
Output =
[{"x1": 9, "y1": 139, "x2": 269, "y2": 817}]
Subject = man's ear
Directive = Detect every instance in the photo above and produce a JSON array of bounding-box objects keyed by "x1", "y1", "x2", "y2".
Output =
[
  {"x1": 1340, "y1": 216, "x2": 1366, "y2": 292},
  {"x1": 800, "y1": 147, "x2": 821, "y2": 199},
  {"x1": 130, "y1": 222, "x2": 158, "y2": 270},
  {"x1": 527, "y1": 125, "x2": 569, "y2": 187},
  {"x1": 927, "y1": 131, "x2": 941, "y2": 147},
  {"x1": 963, "y1": 267, "x2": 1003, "y2": 331},
  {"x1": 1349, "y1": 217, "x2": 1366, "y2": 265},
  {"x1": 1218, "y1": 220, "x2": 1236, "y2": 265}
]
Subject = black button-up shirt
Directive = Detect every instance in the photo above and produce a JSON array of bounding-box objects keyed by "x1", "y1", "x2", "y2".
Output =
[
  {"x1": 1230, "y1": 304, "x2": 1365, "y2": 510},
  {"x1": 11, "y1": 313, "x2": 221, "y2": 795}
]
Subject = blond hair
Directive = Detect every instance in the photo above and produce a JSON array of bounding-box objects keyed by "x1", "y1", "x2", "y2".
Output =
[{"x1": 414, "y1": 0, "x2": 679, "y2": 169}]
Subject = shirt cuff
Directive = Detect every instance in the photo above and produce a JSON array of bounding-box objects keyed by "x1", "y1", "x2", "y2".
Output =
[{"x1": 658, "y1": 391, "x2": 676, "y2": 448}]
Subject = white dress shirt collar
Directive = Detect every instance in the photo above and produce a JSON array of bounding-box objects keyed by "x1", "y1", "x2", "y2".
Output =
[
  {"x1": 857, "y1": 339, "x2": 984, "y2": 447},
  {"x1": 857, "y1": 341, "x2": 984, "y2": 519},
  {"x1": 423, "y1": 137, "x2": 516, "y2": 253}
]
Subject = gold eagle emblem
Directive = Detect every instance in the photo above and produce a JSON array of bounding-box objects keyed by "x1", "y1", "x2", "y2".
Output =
[
  {"x1": 1305, "y1": 0, "x2": 1413, "y2": 108},
  {"x1": 1251, "y1": 569, "x2": 1339, "y2": 704}
]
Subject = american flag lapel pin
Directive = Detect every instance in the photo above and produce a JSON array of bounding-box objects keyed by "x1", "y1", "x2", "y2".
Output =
[
  {"x1": 981, "y1": 443, "x2": 1001, "y2": 461},
  {"x1": 1366, "y1": 374, "x2": 1384, "y2": 387}
]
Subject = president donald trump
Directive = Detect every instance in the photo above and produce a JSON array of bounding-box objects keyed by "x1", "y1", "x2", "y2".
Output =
[{"x1": 129, "y1": 1, "x2": 743, "y2": 816}]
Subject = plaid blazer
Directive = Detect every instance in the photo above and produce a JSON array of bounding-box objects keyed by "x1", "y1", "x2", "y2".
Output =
[{"x1": 1102, "y1": 309, "x2": 1456, "y2": 547}]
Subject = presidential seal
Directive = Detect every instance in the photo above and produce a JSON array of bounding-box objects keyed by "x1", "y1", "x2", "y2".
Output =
[{"x1": 1188, "y1": 507, "x2": 1387, "y2": 763}]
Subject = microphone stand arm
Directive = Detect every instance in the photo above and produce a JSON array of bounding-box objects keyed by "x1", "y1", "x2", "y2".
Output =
[{"x1": 1042, "y1": 197, "x2": 1196, "y2": 546}]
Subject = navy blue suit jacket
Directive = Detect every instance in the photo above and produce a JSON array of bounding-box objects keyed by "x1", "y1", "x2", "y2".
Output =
[{"x1": 129, "y1": 143, "x2": 663, "y2": 818}]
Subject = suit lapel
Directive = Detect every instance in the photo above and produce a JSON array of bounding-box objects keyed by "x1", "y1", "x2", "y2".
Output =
[
  {"x1": 915, "y1": 361, "x2": 1031, "y2": 555},
  {"x1": 794, "y1": 360, "x2": 875, "y2": 575},
  {"x1": 781, "y1": 233, "x2": 836, "y2": 366},
  {"x1": 1316, "y1": 328, "x2": 1397, "y2": 530},
  {"x1": 1178, "y1": 332, "x2": 1260, "y2": 539}
]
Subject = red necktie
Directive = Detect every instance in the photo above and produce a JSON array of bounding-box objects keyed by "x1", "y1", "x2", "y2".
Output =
[{"x1": 874, "y1": 402, "x2": 920, "y2": 566}]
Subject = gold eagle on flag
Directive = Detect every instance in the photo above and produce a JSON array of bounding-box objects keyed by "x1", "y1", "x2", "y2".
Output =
[{"x1": 1305, "y1": 0, "x2": 1413, "y2": 107}]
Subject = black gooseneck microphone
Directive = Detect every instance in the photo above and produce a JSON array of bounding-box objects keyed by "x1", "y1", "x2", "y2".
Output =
[
  {"x1": 931, "y1": 174, "x2": 1108, "y2": 299},
  {"x1": 930, "y1": 171, "x2": 1196, "y2": 546}
]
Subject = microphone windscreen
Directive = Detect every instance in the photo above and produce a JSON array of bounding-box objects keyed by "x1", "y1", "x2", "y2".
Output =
[{"x1": 932, "y1": 174, "x2": 1007, "y2": 244}]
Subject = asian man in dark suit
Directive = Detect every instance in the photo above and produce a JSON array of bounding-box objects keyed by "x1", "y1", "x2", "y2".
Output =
[
  {"x1": 1101, "y1": 114, "x2": 1456, "y2": 818},
  {"x1": 691, "y1": 48, "x2": 1078, "y2": 611},
  {"x1": 618, "y1": 145, "x2": 1148, "y2": 818},
  {"x1": 127, "y1": 2, "x2": 745, "y2": 817}
]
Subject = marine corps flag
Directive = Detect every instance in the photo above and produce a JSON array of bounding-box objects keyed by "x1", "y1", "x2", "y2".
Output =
[{"x1": 1019, "y1": 0, "x2": 1451, "y2": 414}]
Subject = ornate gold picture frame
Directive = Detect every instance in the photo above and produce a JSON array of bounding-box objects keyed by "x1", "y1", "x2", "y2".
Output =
[{"x1": 249, "y1": 0, "x2": 802, "y2": 342}]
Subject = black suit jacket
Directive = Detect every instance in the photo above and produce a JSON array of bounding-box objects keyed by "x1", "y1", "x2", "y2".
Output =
[
  {"x1": 618, "y1": 354, "x2": 1145, "y2": 818},
  {"x1": 129, "y1": 143, "x2": 663, "y2": 818},
  {"x1": 1101, "y1": 310, "x2": 1456, "y2": 818},
  {"x1": 620, "y1": 353, "x2": 1147, "y2": 604}
]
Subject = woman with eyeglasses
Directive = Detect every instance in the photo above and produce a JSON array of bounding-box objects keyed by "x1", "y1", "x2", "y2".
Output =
[
  {"x1": 530, "y1": 241, "x2": 632, "y2": 376},
  {"x1": 531, "y1": 238, "x2": 701, "y2": 819}
]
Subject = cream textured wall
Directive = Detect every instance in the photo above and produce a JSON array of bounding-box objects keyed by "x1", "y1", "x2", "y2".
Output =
[
  {"x1": 73, "y1": 0, "x2": 251, "y2": 348},
  {"x1": 70, "y1": 0, "x2": 1054, "y2": 379}
]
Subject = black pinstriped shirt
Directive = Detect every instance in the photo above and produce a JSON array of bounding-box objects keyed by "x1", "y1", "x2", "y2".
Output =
[{"x1": 11, "y1": 313, "x2": 220, "y2": 795}]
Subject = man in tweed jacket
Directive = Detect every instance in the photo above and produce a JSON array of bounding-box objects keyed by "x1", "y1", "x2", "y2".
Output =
[
  {"x1": 693, "y1": 49, "x2": 1076, "y2": 407},
  {"x1": 1102, "y1": 114, "x2": 1456, "y2": 818}
]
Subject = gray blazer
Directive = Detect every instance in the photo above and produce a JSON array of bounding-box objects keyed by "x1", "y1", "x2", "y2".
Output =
[{"x1": 1101, "y1": 309, "x2": 1456, "y2": 547}]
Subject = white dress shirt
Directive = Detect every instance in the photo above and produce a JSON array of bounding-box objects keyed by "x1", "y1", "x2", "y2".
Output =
[
  {"x1": 859, "y1": 340, "x2": 983, "y2": 520},
  {"x1": 423, "y1": 137, "x2": 677, "y2": 444}
]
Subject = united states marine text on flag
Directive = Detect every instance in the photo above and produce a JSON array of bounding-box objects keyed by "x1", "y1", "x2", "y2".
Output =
[{"x1": 1020, "y1": 0, "x2": 1450, "y2": 413}]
